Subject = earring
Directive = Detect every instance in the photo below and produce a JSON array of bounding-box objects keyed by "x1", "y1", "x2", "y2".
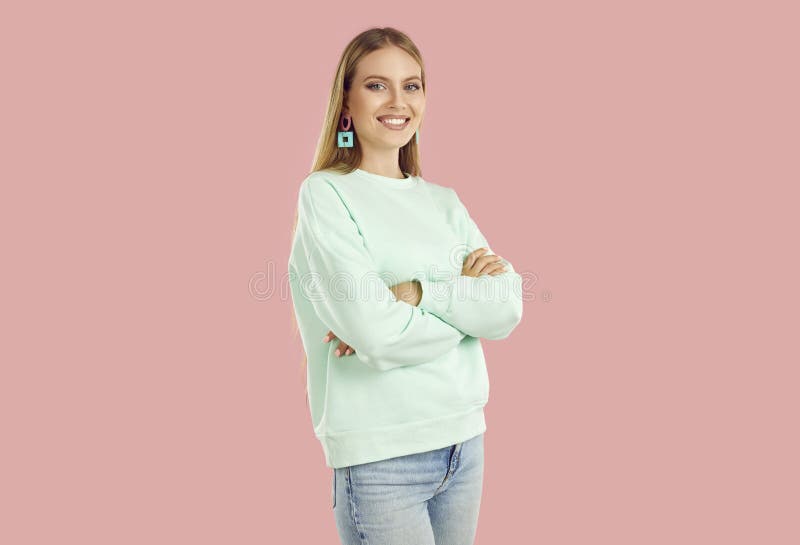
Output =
[
  {"x1": 337, "y1": 114, "x2": 353, "y2": 148},
  {"x1": 415, "y1": 129, "x2": 420, "y2": 145}
]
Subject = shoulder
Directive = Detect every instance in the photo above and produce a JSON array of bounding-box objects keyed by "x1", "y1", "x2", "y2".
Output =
[
  {"x1": 418, "y1": 176, "x2": 463, "y2": 211},
  {"x1": 296, "y1": 170, "x2": 364, "y2": 223},
  {"x1": 298, "y1": 169, "x2": 346, "y2": 200},
  {"x1": 301, "y1": 169, "x2": 338, "y2": 189},
  {"x1": 300, "y1": 168, "x2": 364, "y2": 197}
]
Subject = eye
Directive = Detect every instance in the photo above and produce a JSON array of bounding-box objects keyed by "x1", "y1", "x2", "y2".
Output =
[{"x1": 367, "y1": 82, "x2": 422, "y2": 92}]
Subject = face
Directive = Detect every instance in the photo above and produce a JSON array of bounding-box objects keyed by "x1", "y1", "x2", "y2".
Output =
[{"x1": 343, "y1": 46, "x2": 425, "y2": 153}]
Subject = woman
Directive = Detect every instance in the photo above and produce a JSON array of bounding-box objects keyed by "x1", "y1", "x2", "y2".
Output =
[{"x1": 288, "y1": 27, "x2": 523, "y2": 545}]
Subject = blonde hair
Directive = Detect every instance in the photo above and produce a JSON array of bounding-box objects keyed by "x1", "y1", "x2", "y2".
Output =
[{"x1": 289, "y1": 27, "x2": 427, "y2": 403}]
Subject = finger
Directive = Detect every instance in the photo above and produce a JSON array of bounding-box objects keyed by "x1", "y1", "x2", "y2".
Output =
[
  {"x1": 322, "y1": 330, "x2": 337, "y2": 343},
  {"x1": 462, "y1": 249, "x2": 487, "y2": 274},
  {"x1": 473, "y1": 254, "x2": 503, "y2": 274},
  {"x1": 464, "y1": 248, "x2": 488, "y2": 270},
  {"x1": 483, "y1": 258, "x2": 506, "y2": 274},
  {"x1": 482, "y1": 262, "x2": 507, "y2": 276},
  {"x1": 333, "y1": 340, "x2": 349, "y2": 357},
  {"x1": 474, "y1": 253, "x2": 501, "y2": 266}
]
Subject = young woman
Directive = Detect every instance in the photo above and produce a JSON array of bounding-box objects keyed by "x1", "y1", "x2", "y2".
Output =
[{"x1": 288, "y1": 27, "x2": 523, "y2": 545}]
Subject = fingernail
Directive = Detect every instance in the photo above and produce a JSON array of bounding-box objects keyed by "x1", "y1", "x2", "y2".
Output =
[
  {"x1": 335, "y1": 349, "x2": 340, "y2": 357},
  {"x1": 323, "y1": 335, "x2": 330, "y2": 342},
  {"x1": 346, "y1": 348, "x2": 352, "y2": 355}
]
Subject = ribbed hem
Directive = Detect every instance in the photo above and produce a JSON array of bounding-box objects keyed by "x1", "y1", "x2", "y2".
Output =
[{"x1": 317, "y1": 405, "x2": 487, "y2": 468}]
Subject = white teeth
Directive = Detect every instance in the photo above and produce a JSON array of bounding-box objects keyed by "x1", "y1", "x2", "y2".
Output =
[{"x1": 379, "y1": 118, "x2": 408, "y2": 125}]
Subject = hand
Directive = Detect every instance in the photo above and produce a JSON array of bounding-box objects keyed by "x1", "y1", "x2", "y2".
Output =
[
  {"x1": 388, "y1": 280, "x2": 422, "y2": 307},
  {"x1": 322, "y1": 331, "x2": 354, "y2": 357},
  {"x1": 462, "y1": 248, "x2": 507, "y2": 278}
]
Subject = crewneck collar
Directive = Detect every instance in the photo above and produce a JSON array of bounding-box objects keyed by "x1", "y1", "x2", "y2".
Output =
[{"x1": 353, "y1": 168, "x2": 420, "y2": 189}]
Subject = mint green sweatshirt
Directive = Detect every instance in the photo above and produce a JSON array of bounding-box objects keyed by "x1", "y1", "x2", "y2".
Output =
[{"x1": 288, "y1": 167, "x2": 523, "y2": 468}]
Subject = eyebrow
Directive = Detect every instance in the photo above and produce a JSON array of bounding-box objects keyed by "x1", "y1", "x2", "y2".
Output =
[{"x1": 362, "y1": 74, "x2": 422, "y2": 82}]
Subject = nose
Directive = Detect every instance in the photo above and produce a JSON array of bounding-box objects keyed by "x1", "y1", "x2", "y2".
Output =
[{"x1": 386, "y1": 88, "x2": 409, "y2": 110}]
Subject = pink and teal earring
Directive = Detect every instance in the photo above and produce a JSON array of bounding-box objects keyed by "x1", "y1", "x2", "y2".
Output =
[
  {"x1": 415, "y1": 129, "x2": 420, "y2": 145},
  {"x1": 337, "y1": 114, "x2": 353, "y2": 148}
]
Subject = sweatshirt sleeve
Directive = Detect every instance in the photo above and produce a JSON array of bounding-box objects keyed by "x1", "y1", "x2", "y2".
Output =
[
  {"x1": 416, "y1": 188, "x2": 523, "y2": 340},
  {"x1": 294, "y1": 176, "x2": 466, "y2": 371}
]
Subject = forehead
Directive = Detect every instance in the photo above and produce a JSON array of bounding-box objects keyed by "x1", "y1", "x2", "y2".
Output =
[{"x1": 355, "y1": 46, "x2": 421, "y2": 80}]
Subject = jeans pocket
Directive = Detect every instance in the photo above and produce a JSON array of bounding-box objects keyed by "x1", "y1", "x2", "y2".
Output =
[{"x1": 331, "y1": 469, "x2": 336, "y2": 509}]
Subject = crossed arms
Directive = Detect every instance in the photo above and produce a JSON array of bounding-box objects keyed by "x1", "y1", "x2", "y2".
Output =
[{"x1": 292, "y1": 176, "x2": 523, "y2": 372}]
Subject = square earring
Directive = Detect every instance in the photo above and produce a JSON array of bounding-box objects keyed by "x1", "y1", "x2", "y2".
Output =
[{"x1": 337, "y1": 131, "x2": 353, "y2": 147}]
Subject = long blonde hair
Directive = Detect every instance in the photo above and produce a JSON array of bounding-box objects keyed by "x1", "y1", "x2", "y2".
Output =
[{"x1": 290, "y1": 27, "x2": 428, "y2": 403}]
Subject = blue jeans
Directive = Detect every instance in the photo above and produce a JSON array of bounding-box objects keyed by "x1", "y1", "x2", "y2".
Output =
[{"x1": 332, "y1": 432, "x2": 484, "y2": 545}]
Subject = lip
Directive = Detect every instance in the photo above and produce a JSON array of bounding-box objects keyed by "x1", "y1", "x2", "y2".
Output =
[{"x1": 377, "y1": 116, "x2": 410, "y2": 130}]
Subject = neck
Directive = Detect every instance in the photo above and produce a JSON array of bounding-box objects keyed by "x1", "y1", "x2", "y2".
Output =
[{"x1": 358, "y1": 151, "x2": 405, "y2": 179}]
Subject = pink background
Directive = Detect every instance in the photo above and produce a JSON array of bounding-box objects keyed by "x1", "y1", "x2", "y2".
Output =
[{"x1": 2, "y1": 1, "x2": 798, "y2": 543}]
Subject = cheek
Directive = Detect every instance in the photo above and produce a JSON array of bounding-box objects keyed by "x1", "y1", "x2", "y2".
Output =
[
  {"x1": 358, "y1": 100, "x2": 385, "y2": 122},
  {"x1": 349, "y1": 93, "x2": 376, "y2": 115}
]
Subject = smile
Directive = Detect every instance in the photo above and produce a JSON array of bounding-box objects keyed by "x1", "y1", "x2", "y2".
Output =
[{"x1": 377, "y1": 117, "x2": 410, "y2": 130}]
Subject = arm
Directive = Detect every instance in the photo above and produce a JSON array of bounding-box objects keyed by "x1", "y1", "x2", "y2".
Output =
[
  {"x1": 295, "y1": 176, "x2": 466, "y2": 371},
  {"x1": 416, "y1": 188, "x2": 524, "y2": 340}
]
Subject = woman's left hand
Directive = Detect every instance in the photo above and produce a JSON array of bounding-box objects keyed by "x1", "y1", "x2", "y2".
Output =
[
  {"x1": 323, "y1": 331, "x2": 354, "y2": 357},
  {"x1": 388, "y1": 280, "x2": 422, "y2": 307}
]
